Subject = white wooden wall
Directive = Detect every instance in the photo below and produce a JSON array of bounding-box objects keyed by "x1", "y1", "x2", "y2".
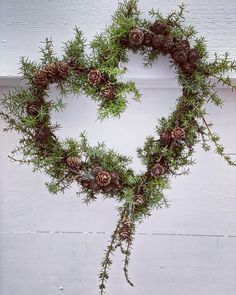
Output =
[{"x1": 0, "y1": 1, "x2": 236, "y2": 295}]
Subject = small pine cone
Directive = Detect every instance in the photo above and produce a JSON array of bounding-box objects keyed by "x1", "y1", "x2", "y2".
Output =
[
  {"x1": 172, "y1": 50, "x2": 187, "y2": 65},
  {"x1": 57, "y1": 61, "x2": 70, "y2": 79},
  {"x1": 92, "y1": 166, "x2": 102, "y2": 175},
  {"x1": 149, "y1": 20, "x2": 169, "y2": 35},
  {"x1": 44, "y1": 63, "x2": 58, "y2": 81},
  {"x1": 80, "y1": 179, "x2": 92, "y2": 189},
  {"x1": 89, "y1": 180, "x2": 101, "y2": 192},
  {"x1": 188, "y1": 48, "x2": 199, "y2": 62},
  {"x1": 119, "y1": 37, "x2": 130, "y2": 48},
  {"x1": 88, "y1": 69, "x2": 102, "y2": 85},
  {"x1": 110, "y1": 171, "x2": 121, "y2": 187},
  {"x1": 161, "y1": 37, "x2": 174, "y2": 54},
  {"x1": 143, "y1": 32, "x2": 153, "y2": 47},
  {"x1": 66, "y1": 156, "x2": 81, "y2": 169},
  {"x1": 34, "y1": 126, "x2": 51, "y2": 144},
  {"x1": 96, "y1": 170, "x2": 111, "y2": 187},
  {"x1": 150, "y1": 163, "x2": 165, "y2": 178},
  {"x1": 102, "y1": 85, "x2": 115, "y2": 100},
  {"x1": 26, "y1": 100, "x2": 42, "y2": 116},
  {"x1": 171, "y1": 127, "x2": 185, "y2": 140},
  {"x1": 160, "y1": 131, "x2": 172, "y2": 145},
  {"x1": 129, "y1": 28, "x2": 144, "y2": 46},
  {"x1": 32, "y1": 70, "x2": 48, "y2": 88},
  {"x1": 182, "y1": 62, "x2": 197, "y2": 75},
  {"x1": 119, "y1": 219, "x2": 131, "y2": 241},
  {"x1": 181, "y1": 39, "x2": 190, "y2": 50},
  {"x1": 152, "y1": 35, "x2": 164, "y2": 50},
  {"x1": 134, "y1": 194, "x2": 146, "y2": 206}
]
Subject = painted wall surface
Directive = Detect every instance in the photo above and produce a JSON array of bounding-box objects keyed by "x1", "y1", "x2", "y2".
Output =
[
  {"x1": 0, "y1": 1, "x2": 236, "y2": 295},
  {"x1": 1, "y1": 0, "x2": 236, "y2": 76}
]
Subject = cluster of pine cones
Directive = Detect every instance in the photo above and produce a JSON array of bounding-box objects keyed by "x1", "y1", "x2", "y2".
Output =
[
  {"x1": 147, "y1": 126, "x2": 186, "y2": 179},
  {"x1": 32, "y1": 61, "x2": 71, "y2": 88},
  {"x1": 87, "y1": 69, "x2": 116, "y2": 101},
  {"x1": 32, "y1": 62, "x2": 116, "y2": 101},
  {"x1": 66, "y1": 156, "x2": 122, "y2": 193},
  {"x1": 124, "y1": 20, "x2": 199, "y2": 75}
]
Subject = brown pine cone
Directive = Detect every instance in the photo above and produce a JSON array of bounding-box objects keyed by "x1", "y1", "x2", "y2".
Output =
[
  {"x1": 96, "y1": 170, "x2": 111, "y2": 187},
  {"x1": 134, "y1": 194, "x2": 146, "y2": 206},
  {"x1": 182, "y1": 62, "x2": 197, "y2": 75},
  {"x1": 160, "y1": 131, "x2": 172, "y2": 145},
  {"x1": 66, "y1": 156, "x2": 81, "y2": 169},
  {"x1": 102, "y1": 85, "x2": 115, "y2": 100},
  {"x1": 150, "y1": 163, "x2": 165, "y2": 178},
  {"x1": 172, "y1": 50, "x2": 187, "y2": 65},
  {"x1": 44, "y1": 63, "x2": 58, "y2": 82},
  {"x1": 171, "y1": 127, "x2": 185, "y2": 140},
  {"x1": 188, "y1": 48, "x2": 199, "y2": 62},
  {"x1": 171, "y1": 39, "x2": 190, "y2": 55},
  {"x1": 152, "y1": 35, "x2": 164, "y2": 50},
  {"x1": 26, "y1": 100, "x2": 42, "y2": 116},
  {"x1": 110, "y1": 171, "x2": 121, "y2": 186},
  {"x1": 34, "y1": 126, "x2": 51, "y2": 144},
  {"x1": 143, "y1": 32, "x2": 153, "y2": 47},
  {"x1": 119, "y1": 219, "x2": 131, "y2": 241},
  {"x1": 129, "y1": 28, "x2": 144, "y2": 45},
  {"x1": 149, "y1": 21, "x2": 169, "y2": 35},
  {"x1": 80, "y1": 179, "x2": 92, "y2": 189},
  {"x1": 181, "y1": 39, "x2": 190, "y2": 50},
  {"x1": 32, "y1": 70, "x2": 48, "y2": 88},
  {"x1": 119, "y1": 37, "x2": 130, "y2": 48},
  {"x1": 161, "y1": 37, "x2": 174, "y2": 54},
  {"x1": 88, "y1": 69, "x2": 102, "y2": 85},
  {"x1": 88, "y1": 180, "x2": 101, "y2": 192},
  {"x1": 57, "y1": 61, "x2": 70, "y2": 79}
]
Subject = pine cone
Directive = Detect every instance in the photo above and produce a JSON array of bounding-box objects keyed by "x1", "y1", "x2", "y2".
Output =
[
  {"x1": 96, "y1": 170, "x2": 111, "y2": 187},
  {"x1": 150, "y1": 163, "x2": 165, "y2": 178},
  {"x1": 160, "y1": 131, "x2": 172, "y2": 145},
  {"x1": 34, "y1": 126, "x2": 51, "y2": 144},
  {"x1": 152, "y1": 35, "x2": 164, "y2": 50},
  {"x1": 57, "y1": 61, "x2": 70, "y2": 79},
  {"x1": 182, "y1": 62, "x2": 197, "y2": 75},
  {"x1": 134, "y1": 194, "x2": 146, "y2": 206},
  {"x1": 119, "y1": 219, "x2": 131, "y2": 241},
  {"x1": 88, "y1": 69, "x2": 102, "y2": 85},
  {"x1": 88, "y1": 180, "x2": 101, "y2": 192},
  {"x1": 44, "y1": 63, "x2": 58, "y2": 82},
  {"x1": 129, "y1": 28, "x2": 144, "y2": 45},
  {"x1": 188, "y1": 48, "x2": 199, "y2": 62},
  {"x1": 161, "y1": 37, "x2": 174, "y2": 54},
  {"x1": 119, "y1": 37, "x2": 130, "y2": 48},
  {"x1": 32, "y1": 70, "x2": 48, "y2": 88},
  {"x1": 171, "y1": 39, "x2": 190, "y2": 55},
  {"x1": 172, "y1": 50, "x2": 187, "y2": 65},
  {"x1": 102, "y1": 85, "x2": 115, "y2": 100},
  {"x1": 149, "y1": 21, "x2": 169, "y2": 35},
  {"x1": 143, "y1": 32, "x2": 153, "y2": 47},
  {"x1": 110, "y1": 171, "x2": 121, "y2": 188},
  {"x1": 26, "y1": 100, "x2": 42, "y2": 116},
  {"x1": 171, "y1": 127, "x2": 185, "y2": 140},
  {"x1": 181, "y1": 39, "x2": 190, "y2": 50},
  {"x1": 66, "y1": 156, "x2": 81, "y2": 169},
  {"x1": 80, "y1": 179, "x2": 92, "y2": 189}
]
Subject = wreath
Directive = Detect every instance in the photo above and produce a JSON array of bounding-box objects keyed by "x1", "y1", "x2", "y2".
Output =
[{"x1": 1, "y1": 1, "x2": 236, "y2": 294}]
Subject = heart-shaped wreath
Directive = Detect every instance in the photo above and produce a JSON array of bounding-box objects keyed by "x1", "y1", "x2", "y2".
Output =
[{"x1": 1, "y1": 1, "x2": 236, "y2": 293}]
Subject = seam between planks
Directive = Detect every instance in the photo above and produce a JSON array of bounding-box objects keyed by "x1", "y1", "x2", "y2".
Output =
[{"x1": 0, "y1": 230, "x2": 235, "y2": 238}]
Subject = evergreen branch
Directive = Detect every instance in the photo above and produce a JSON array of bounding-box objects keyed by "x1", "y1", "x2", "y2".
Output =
[
  {"x1": 98, "y1": 210, "x2": 126, "y2": 294},
  {"x1": 122, "y1": 237, "x2": 134, "y2": 287},
  {"x1": 201, "y1": 116, "x2": 236, "y2": 166}
]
